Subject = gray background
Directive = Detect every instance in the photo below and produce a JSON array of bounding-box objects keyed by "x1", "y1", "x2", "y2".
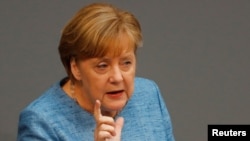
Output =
[{"x1": 1, "y1": 0, "x2": 249, "y2": 141}]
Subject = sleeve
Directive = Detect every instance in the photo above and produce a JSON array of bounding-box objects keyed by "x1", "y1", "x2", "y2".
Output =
[
  {"x1": 17, "y1": 109, "x2": 59, "y2": 141},
  {"x1": 151, "y1": 80, "x2": 175, "y2": 141}
]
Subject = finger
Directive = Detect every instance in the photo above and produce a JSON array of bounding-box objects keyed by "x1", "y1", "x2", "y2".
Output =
[
  {"x1": 97, "y1": 116, "x2": 116, "y2": 137},
  {"x1": 94, "y1": 100, "x2": 102, "y2": 121},
  {"x1": 99, "y1": 124, "x2": 116, "y2": 136},
  {"x1": 94, "y1": 100, "x2": 115, "y2": 126},
  {"x1": 98, "y1": 116, "x2": 116, "y2": 126},
  {"x1": 96, "y1": 130, "x2": 112, "y2": 140},
  {"x1": 114, "y1": 117, "x2": 124, "y2": 136}
]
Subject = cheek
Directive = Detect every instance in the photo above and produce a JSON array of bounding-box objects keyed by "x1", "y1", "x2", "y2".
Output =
[
  {"x1": 125, "y1": 74, "x2": 135, "y2": 95},
  {"x1": 84, "y1": 82, "x2": 105, "y2": 103},
  {"x1": 127, "y1": 83, "x2": 134, "y2": 98},
  {"x1": 89, "y1": 79, "x2": 107, "y2": 94},
  {"x1": 89, "y1": 81, "x2": 103, "y2": 91},
  {"x1": 80, "y1": 68, "x2": 105, "y2": 89},
  {"x1": 81, "y1": 75, "x2": 104, "y2": 96}
]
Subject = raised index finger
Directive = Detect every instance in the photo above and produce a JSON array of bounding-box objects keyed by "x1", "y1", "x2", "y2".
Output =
[{"x1": 94, "y1": 99, "x2": 102, "y2": 121}]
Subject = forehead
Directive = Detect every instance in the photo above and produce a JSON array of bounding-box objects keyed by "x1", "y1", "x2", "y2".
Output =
[
  {"x1": 78, "y1": 32, "x2": 136, "y2": 61},
  {"x1": 96, "y1": 33, "x2": 136, "y2": 58}
]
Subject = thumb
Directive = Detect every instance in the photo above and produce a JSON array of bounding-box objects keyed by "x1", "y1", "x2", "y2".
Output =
[{"x1": 114, "y1": 117, "x2": 124, "y2": 136}]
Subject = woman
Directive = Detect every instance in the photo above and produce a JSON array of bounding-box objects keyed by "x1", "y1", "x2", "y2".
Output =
[{"x1": 17, "y1": 3, "x2": 175, "y2": 141}]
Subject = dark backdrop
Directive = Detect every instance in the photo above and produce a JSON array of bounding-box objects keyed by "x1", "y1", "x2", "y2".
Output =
[{"x1": 1, "y1": 0, "x2": 249, "y2": 140}]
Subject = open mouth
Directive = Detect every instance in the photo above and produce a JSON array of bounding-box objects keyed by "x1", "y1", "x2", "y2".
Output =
[{"x1": 106, "y1": 90, "x2": 124, "y2": 95}]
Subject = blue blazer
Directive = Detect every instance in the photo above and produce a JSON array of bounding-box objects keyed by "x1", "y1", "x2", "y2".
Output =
[{"x1": 17, "y1": 77, "x2": 175, "y2": 141}]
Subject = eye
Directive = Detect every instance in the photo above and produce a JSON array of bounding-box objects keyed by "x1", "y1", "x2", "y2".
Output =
[
  {"x1": 123, "y1": 61, "x2": 132, "y2": 66},
  {"x1": 95, "y1": 62, "x2": 109, "y2": 74},
  {"x1": 97, "y1": 62, "x2": 108, "y2": 69},
  {"x1": 120, "y1": 60, "x2": 133, "y2": 71}
]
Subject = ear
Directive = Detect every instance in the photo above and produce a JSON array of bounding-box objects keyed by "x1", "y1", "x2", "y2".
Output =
[{"x1": 70, "y1": 58, "x2": 82, "y2": 81}]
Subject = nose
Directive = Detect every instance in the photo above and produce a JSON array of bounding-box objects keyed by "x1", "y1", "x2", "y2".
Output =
[{"x1": 109, "y1": 66, "x2": 123, "y2": 84}]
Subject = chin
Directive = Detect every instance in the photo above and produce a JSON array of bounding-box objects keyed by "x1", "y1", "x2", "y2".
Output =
[{"x1": 104, "y1": 100, "x2": 128, "y2": 111}]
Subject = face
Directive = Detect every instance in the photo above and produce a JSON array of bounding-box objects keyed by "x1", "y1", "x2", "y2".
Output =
[{"x1": 72, "y1": 38, "x2": 136, "y2": 113}]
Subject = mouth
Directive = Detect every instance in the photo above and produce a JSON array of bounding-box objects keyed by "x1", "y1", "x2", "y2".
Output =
[
  {"x1": 106, "y1": 90, "x2": 124, "y2": 95},
  {"x1": 105, "y1": 90, "x2": 125, "y2": 99}
]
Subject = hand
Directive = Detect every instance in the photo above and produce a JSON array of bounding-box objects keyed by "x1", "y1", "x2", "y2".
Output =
[{"x1": 94, "y1": 100, "x2": 124, "y2": 141}]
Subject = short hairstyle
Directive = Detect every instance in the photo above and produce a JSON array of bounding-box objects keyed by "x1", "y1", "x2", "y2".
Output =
[{"x1": 58, "y1": 3, "x2": 142, "y2": 80}]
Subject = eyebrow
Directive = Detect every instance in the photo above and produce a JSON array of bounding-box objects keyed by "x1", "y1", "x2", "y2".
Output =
[
  {"x1": 120, "y1": 54, "x2": 134, "y2": 60},
  {"x1": 92, "y1": 51, "x2": 134, "y2": 62}
]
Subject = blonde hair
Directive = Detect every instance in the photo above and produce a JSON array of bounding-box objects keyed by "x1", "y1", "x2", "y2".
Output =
[{"x1": 58, "y1": 3, "x2": 143, "y2": 80}]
